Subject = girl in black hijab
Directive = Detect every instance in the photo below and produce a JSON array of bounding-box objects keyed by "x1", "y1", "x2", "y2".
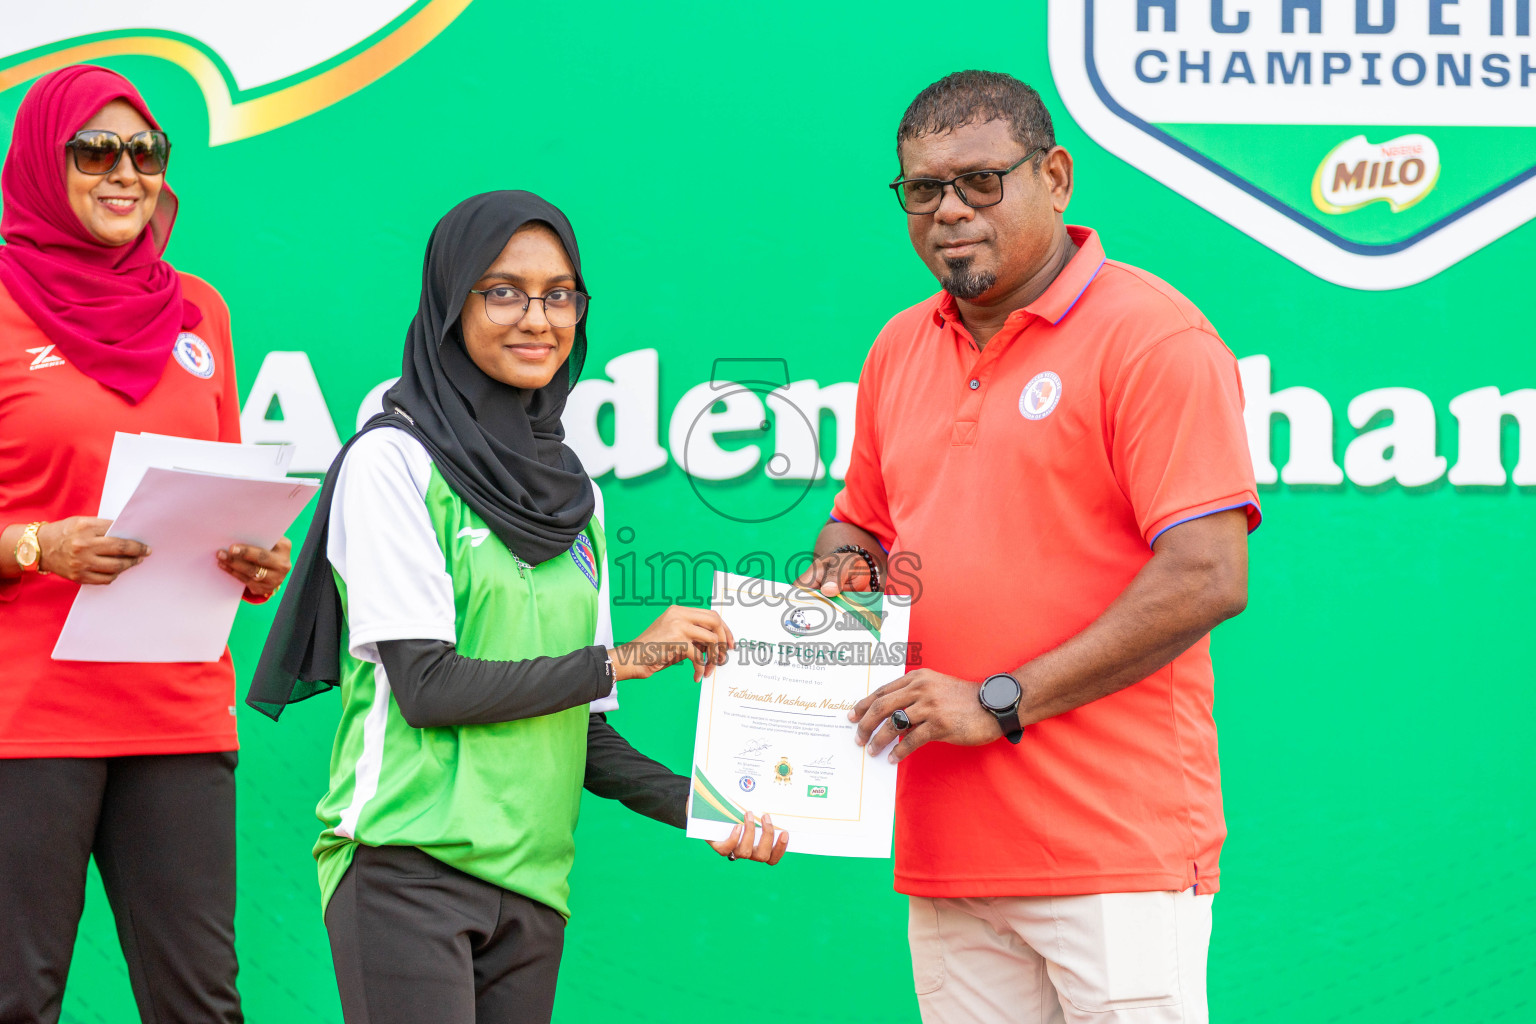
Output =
[{"x1": 251, "y1": 192, "x2": 786, "y2": 1024}]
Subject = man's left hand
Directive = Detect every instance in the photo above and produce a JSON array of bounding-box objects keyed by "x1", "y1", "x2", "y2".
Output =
[{"x1": 849, "y1": 669, "x2": 1003, "y2": 763}]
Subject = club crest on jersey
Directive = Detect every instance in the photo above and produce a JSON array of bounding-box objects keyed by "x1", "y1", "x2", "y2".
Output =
[
  {"x1": 172, "y1": 333, "x2": 216, "y2": 379},
  {"x1": 1019, "y1": 371, "x2": 1062, "y2": 421},
  {"x1": 570, "y1": 533, "x2": 599, "y2": 589}
]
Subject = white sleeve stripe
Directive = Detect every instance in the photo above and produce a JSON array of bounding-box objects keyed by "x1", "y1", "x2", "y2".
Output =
[{"x1": 335, "y1": 661, "x2": 393, "y2": 840}]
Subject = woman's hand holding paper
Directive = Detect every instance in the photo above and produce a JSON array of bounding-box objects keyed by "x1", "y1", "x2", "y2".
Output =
[
  {"x1": 706, "y1": 811, "x2": 789, "y2": 865},
  {"x1": 217, "y1": 536, "x2": 293, "y2": 600},
  {"x1": 38, "y1": 517, "x2": 150, "y2": 585},
  {"x1": 610, "y1": 605, "x2": 735, "y2": 682}
]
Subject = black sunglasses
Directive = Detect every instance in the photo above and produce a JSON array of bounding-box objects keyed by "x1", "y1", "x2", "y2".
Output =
[
  {"x1": 65, "y1": 130, "x2": 172, "y2": 176},
  {"x1": 889, "y1": 148, "x2": 1044, "y2": 214}
]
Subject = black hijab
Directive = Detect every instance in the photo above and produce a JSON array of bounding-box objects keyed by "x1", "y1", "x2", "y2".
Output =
[{"x1": 247, "y1": 191, "x2": 595, "y2": 719}]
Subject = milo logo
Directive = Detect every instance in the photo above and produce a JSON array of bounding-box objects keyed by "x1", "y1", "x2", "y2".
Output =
[
  {"x1": 1313, "y1": 134, "x2": 1441, "y2": 215},
  {"x1": 1049, "y1": 1, "x2": 1536, "y2": 288},
  {"x1": 807, "y1": 785, "x2": 828, "y2": 798}
]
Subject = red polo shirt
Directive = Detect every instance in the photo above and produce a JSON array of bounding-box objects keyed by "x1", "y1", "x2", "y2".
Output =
[
  {"x1": 832, "y1": 226, "x2": 1259, "y2": 897},
  {"x1": 0, "y1": 274, "x2": 243, "y2": 758}
]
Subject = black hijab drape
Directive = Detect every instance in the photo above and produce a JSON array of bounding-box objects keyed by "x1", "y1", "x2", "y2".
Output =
[{"x1": 247, "y1": 191, "x2": 595, "y2": 719}]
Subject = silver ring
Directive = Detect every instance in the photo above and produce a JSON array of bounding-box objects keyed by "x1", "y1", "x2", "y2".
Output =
[
  {"x1": 892, "y1": 709, "x2": 912, "y2": 731},
  {"x1": 728, "y1": 852, "x2": 737, "y2": 861}
]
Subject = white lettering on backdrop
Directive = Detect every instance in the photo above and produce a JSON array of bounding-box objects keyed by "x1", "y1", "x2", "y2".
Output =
[{"x1": 242, "y1": 348, "x2": 1533, "y2": 491}]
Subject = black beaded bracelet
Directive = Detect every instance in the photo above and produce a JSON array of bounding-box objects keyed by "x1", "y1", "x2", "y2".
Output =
[{"x1": 830, "y1": 544, "x2": 882, "y2": 592}]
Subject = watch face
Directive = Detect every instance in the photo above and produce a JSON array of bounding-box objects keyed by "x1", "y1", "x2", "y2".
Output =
[
  {"x1": 979, "y1": 674, "x2": 1021, "y2": 712},
  {"x1": 16, "y1": 539, "x2": 38, "y2": 568}
]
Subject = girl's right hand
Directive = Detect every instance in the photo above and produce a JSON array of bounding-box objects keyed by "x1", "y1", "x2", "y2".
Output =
[
  {"x1": 39, "y1": 517, "x2": 150, "y2": 585},
  {"x1": 610, "y1": 606, "x2": 735, "y2": 682}
]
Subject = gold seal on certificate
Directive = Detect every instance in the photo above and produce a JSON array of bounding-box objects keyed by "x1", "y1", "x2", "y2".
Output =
[{"x1": 686, "y1": 571, "x2": 913, "y2": 858}]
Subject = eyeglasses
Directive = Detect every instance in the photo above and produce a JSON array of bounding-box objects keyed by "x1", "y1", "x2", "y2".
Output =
[
  {"x1": 65, "y1": 130, "x2": 172, "y2": 176},
  {"x1": 889, "y1": 147, "x2": 1044, "y2": 215},
  {"x1": 468, "y1": 285, "x2": 590, "y2": 328}
]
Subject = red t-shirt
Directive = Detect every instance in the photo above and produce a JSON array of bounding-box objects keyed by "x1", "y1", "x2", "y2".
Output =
[
  {"x1": 832, "y1": 227, "x2": 1260, "y2": 897},
  {"x1": 0, "y1": 273, "x2": 243, "y2": 757}
]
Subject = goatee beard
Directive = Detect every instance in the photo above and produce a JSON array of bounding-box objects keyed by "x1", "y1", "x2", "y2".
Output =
[{"x1": 940, "y1": 256, "x2": 996, "y2": 300}]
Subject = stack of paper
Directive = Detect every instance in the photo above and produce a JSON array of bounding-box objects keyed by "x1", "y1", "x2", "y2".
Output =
[{"x1": 52, "y1": 433, "x2": 319, "y2": 664}]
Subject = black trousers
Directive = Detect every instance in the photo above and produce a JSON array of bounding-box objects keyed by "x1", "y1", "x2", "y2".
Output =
[
  {"x1": 325, "y1": 844, "x2": 566, "y2": 1024},
  {"x1": 0, "y1": 752, "x2": 242, "y2": 1024}
]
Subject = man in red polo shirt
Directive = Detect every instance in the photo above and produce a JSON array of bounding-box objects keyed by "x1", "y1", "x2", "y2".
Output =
[{"x1": 798, "y1": 72, "x2": 1259, "y2": 1023}]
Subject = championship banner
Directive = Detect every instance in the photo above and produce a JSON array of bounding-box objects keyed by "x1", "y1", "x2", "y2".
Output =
[{"x1": 1051, "y1": 0, "x2": 1536, "y2": 289}]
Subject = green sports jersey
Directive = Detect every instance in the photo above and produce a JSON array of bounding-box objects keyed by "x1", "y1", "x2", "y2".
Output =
[{"x1": 315, "y1": 430, "x2": 606, "y2": 918}]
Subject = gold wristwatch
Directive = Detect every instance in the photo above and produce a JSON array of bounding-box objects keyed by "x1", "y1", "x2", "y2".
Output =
[{"x1": 15, "y1": 521, "x2": 48, "y2": 574}]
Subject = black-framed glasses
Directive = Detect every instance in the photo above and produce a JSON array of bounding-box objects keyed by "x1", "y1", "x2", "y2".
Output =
[
  {"x1": 889, "y1": 147, "x2": 1044, "y2": 214},
  {"x1": 65, "y1": 130, "x2": 172, "y2": 176},
  {"x1": 468, "y1": 285, "x2": 590, "y2": 328}
]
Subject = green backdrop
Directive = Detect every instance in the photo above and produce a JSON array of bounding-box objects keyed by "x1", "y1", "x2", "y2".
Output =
[{"x1": 2, "y1": 2, "x2": 1533, "y2": 1021}]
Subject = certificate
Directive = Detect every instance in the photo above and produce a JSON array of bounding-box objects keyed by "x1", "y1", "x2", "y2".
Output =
[{"x1": 686, "y1": 572, "x2": 913, "y2": 858}]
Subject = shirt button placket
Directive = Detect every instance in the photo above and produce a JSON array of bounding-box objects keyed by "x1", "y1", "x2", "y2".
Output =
[{"x1": 952, "y1": 373, "x2": 985, "y2": 446}]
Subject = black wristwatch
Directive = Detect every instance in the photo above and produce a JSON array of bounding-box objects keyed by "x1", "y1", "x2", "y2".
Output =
[{"x1": 978, "y1": 673, "x2": 1024, "y2": 745}]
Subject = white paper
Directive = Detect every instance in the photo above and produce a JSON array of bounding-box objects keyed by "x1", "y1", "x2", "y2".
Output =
[
  {"x1": 685, "y1": 572, "x2": 912, "y2": 858},
  {"x1": 53, "y1": 467, "x2": 318, "y2": 663},
  {"x1": 97, "y1": 432, "x2": 295, "y2": 519}
]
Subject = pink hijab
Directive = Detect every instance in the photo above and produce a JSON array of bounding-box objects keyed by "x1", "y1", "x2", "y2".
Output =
[{"x1": 0, "y1": 65, "x2": 201, "y2": 404}]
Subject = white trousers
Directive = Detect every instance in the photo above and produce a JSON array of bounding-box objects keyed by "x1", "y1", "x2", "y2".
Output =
[{"x1": 909, "y1": 890, "x2": 1214, "y2": 1024}]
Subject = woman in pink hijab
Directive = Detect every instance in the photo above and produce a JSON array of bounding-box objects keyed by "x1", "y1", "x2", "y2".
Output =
[{"x1": 0, "y1": 65, "x2": 289, "y2": 1023}]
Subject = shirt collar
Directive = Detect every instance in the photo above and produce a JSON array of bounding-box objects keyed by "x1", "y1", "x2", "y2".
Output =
[
  {"x1": 1025, "y1": 225, "x2": 1105, "y2": 325},
  {"x1": 931, "y1": 225, "x2": 1106, "y2": 329}
]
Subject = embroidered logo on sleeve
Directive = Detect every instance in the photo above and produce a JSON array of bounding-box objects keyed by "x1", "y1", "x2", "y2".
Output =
[
  {"x1": 570, "y1": 533, "x2": 599, "y2": 589},
  {"x1": 26, "y1": 345, "x2": 66, "y2": 370},
  {"x1": 456, "y1": 527, "x2": 490, "y2": 547},
  {"x1": 172, "y1": 333, "x2": 216, "y2": 379},
  {"x1": 1019, "y1": 371, "x2": 1063, "y2": 421}
]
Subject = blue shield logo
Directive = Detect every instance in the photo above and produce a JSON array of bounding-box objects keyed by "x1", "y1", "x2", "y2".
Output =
[{"x1": 570, "y1": 533, "x2": 599, "y2": 589}]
